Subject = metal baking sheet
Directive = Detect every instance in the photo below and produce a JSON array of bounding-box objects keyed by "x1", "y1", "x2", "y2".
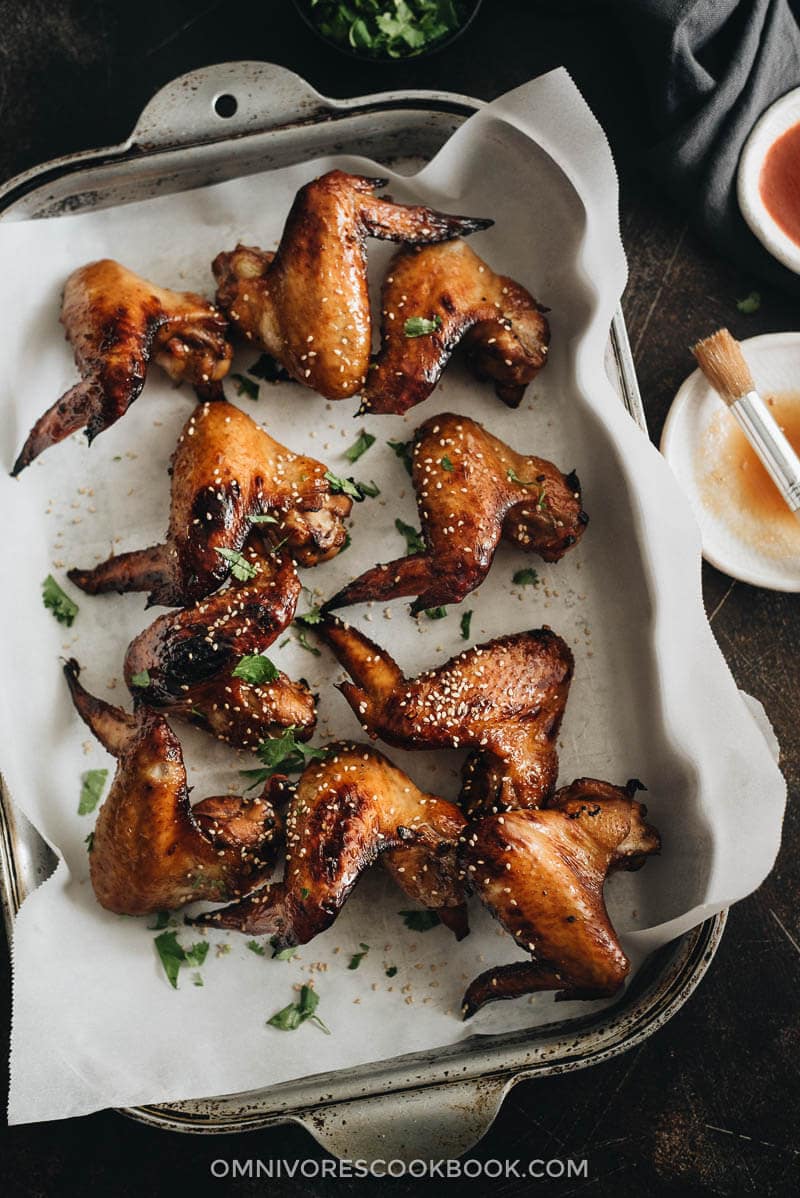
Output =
[{"x1": 0, "y1": 61, "x2": 723, "y2": 1158}]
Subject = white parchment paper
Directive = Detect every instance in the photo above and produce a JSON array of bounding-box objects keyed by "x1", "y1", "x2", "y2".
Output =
[{"x1": 1, "y1": 70, "x2": 785, "y2": 1124}]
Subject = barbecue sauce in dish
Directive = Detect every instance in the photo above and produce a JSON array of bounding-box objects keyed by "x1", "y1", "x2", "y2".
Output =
[
  {"x1": 760, "y1": 122, "x2": 800, "y2": 246},
  {"x1": 698, "y1": 391, "x2": 800, "y2": 557}
]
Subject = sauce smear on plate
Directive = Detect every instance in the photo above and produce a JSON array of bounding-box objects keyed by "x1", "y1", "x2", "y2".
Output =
[
  {"x1": 699, "y1": 391, "x2": 800, "y2": 557},
  {"x1": 760, "y1": 122, "x2": 800, "y2": 246}
]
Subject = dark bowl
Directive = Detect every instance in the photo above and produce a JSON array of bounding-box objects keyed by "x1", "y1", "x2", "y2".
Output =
[{"x1": 292, "y1": 0, "x2": 484, "y2": 63}]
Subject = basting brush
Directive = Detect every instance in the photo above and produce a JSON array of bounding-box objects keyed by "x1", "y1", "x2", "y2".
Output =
[{"x1": 691, "y1": 327, "x2": 800, "y2": 517}]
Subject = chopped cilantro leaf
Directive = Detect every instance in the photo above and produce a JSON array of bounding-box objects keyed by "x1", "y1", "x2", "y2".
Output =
[
  {"x1": 296, "y1": 630, "x2": 321, "y2": 656},
  {"x1": 240, "y1": 728, "x2": 328, "y2": 789},
  {"x1": 154, "y1": 930, "x2": 209, "y2": 989},
  {"x1": 737, "y1": 291, "x2": 761, "y2": 314},
  {"x1": 395, "y1": 518, "x2": 425, "y2": 555},
  {"x1": 308, "y1": 0, "x2": 468, "y2": 60},
  {"x1": 232, "y1": 654, "x2": 280, "y2": 685},
  {"x1": 247, "y1": 940, "x2": 266, "y2": 956},
  {"x1": 387, "y1": 439, "x2": 414, "y2": 476},
  {"x1": 271, "y1": 942, "x2": 300, "y2": 961},
  {"x1": 424, "y1": 606, "x2": 447, "y2": 620},
  {"x1": 129, "y1": 669, "x2": 150, "y2": 689},
  {"x1": 404, "y1": 314, "x2": 442, "y2": 337},
  {"x1": 345, "y1": 430, "x2": 376, "y2": 462},
  {"x1": 296, "y1": 604, "x2": 323, "y2": 627},
  {"x1": 267, "y1": 984, "x2": 329, "y2": 1033},
  {"x1": 459, "y1": 610, "x2": 473, "y2": 640},
  {"x1": 440, "y1": 456, "x2": 454, "y2": 471},
  {"x1": 231, "y1": 373, "x2": 259, "y2": 400},
  {"x1": 385, "y1": 965, "x2": 398, "y2": 978},
  {"x1": 399, "y1": 908, "x2": 441, "y2": 932},
  {"x1": 324, "y1": 470, "x2": 379, "y2": 502},
  {"x1": 348, "y1": 942, "x2": 370, "y2": 970},
  {"x1": 215, "y1": 547, "x2": 258, "y2": 582},
  {"x1": 512, "y1": 568, "x2": 539, "y2": 587},
  {"x1": 84, "y1": 831, "x2": 94, "y2": 853},
  {"x1": 42, "y1": 575, "x2": 78, "y2": 627},
  {"x1": 78, "y1": 768, "x2": 108, "y2": 815}
]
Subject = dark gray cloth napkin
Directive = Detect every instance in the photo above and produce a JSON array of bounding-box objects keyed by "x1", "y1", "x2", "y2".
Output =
[{"x1": 612, "y1": 0, "x2": 800, "y2": 293}]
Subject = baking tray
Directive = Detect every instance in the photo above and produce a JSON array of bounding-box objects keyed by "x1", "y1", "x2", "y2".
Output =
[{"x1": 0, "y1": 61, "x2": 725, "y2": 1158}]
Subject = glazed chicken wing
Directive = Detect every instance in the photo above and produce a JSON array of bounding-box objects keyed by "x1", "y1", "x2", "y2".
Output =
[
  {"x1": 325, "y1": 413, "x2": 587, "y2": 614},
  {"x1": 123, "y1": 541, "x2": 315, "y2": 750},
  {"x1": 360, "y1": 240, "x2": 549, "y2": 416},
  {"x1": 64, "y1": 660, "x2": 279, "y2": 915},
  {"x1": 212, "y1": 170, "x2": 492, "y2": 400},
  {"x1": 193, "y1": 743, "x2": 467, "y2": 945},
  {"x1": 67, "y1": 399, "x2": 352, "y2": 607},
  {"x1": 12, "y1": 260, "x2": 232, "y2": 475},
  {"x1": 321, "y1": 619, "x2": 573, "y2": 816},
  {"x1": 460, "y1": 779, "x2": 660, "y2": 1017}
]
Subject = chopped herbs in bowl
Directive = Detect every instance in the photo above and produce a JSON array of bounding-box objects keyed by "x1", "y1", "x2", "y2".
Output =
[{"x1": 295, "y1": 0, "x2": 482, "y2": 60}]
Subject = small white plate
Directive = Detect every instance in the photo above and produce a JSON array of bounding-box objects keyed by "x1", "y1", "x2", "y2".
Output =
[
  {"x1": 738, "y1": 86, "x2": 800, "y2": 275},
  {"x1": 661, "y1": 332, "x2": 800, "y2": 591}
]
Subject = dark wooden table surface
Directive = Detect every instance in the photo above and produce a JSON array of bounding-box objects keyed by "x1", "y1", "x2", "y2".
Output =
[{"x1": 1, "y1": 2, "x2": 797, "y2": 1194}]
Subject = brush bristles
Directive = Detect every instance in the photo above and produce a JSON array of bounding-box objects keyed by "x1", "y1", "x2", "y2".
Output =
[{"x1": 691, "y1": 328, "x2": 755, "y2": 405}]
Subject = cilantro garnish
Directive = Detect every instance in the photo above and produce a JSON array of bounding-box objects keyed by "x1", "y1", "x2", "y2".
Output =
[
  {"x1": 324, "y1": 470, "x2": 379, "y2": 502},
  {"x1": 736, "y1": 291, "x2": 761, "y2": 314},
  {"x1": 267, "y1": 984, "x2": 330, "y2": 1033},
  {"x1": 385, "y1": 965, "x2": 398, "y2": 978},
  {"x1": 231, "y1": 373, "x2": 259, "y2": 401},
  {"x1": 512, "y1": 568, "x2": 539, "y2": 587},
  {"x1": 215, "y1": 547, "x2": 258, "y2": 582},
  {"x1": 154, "y1": 930, "x2": 210, "y2": 990},
  {"x1": 395, "y1": 518, "x2": 425, "y2": 555},
  {"x1": 348, "y1": 942, "x2": 370, "y2": 970},
  {"x1": 404, "y1": 314, "x2": 443, "y2": 337},
  {"x1": 440, "y1": 456, "x2": 454, "y2": 471},
  {"x1": 296, "y1": 605, "x2": 323, "y2": 627},
  {"x1": 296, "y1": 629, "x2": 321, "y2": 656},
  {"x1": 129, "y1": 669, "x2": 150, "y2": 689},
  {"x1": 240, "y1": 728, "x2": 328, "y2": 789},
  {"x1": 85, "y1": 831, "x2": 94, "y2": 853},
  {"x1": 399, "y1": 908, "x2": 441, "y2": 932},
  {"x1": 271, "y1": 942, "x2": 300, "y2": 962},
  {"x1": 42, "y1": 574, "x2": 78, "y2": 627},
  {"x1": 231, "y1": 654, "x2": 280, "y2": 685},
  {"x1": 248, "y1": 513, "x2": 279, "y2": 525},
  {"x1": 247, "y1": 940, "x2": 266, "y2": 956},
  {"x1": 345, "y1": 430, "x2": 376, "y2": 462},
  {"x1": 78, "y1": 768, "x2": 108, "y2": 816},
  {"x1": 424, "y1": 606, "x2": 447, "y2": 620},
  {"x1": 387, "y1": 438, "x2": 414, "y2": 476},
  {"x1": 149, "y1": 911, "x2": 171, "y2": 931},
  {"x1": 459, "y1": 610, "x2": 473, "y2": 640},
  {"x1": 308, "y1": 0, "x2": 468, "y2": 59}
]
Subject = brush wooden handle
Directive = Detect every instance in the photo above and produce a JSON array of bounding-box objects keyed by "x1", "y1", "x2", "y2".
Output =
[{"x1": 731, "y1": 392, "x2": 800, "y2": 513}]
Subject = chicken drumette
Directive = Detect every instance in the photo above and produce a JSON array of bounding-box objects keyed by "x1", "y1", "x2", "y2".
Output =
[
  {"x1": 12, "y1": 260, "x2": 232, "y2": 475},
  {"x1": 123, "y1": 541, "x2": 315, "y2": 750},
  {"x1": 324, "y1": 413, "x2": 587, "y2": 614},
  {"x1": 459, "y1": 779, "x2": 660, "y2": 1017},
  {"x1": 320, "y1": 619, "x2": 573, "y2": 817},
  {"x1": 193, "y1": 743, "x2": 468, "y2": 944},
  {"x1": 360, "y1": 240, "x2": 549, "y2": 415},
  {"x1": 65, "y1": 660, "x2": 279, "y2": 915},
  {"x1": 212, "y1": 170, "x2": 492, "y2": 400},
  {"x1": 67, "y1": 399, "x2": 352, "y2": 608}
]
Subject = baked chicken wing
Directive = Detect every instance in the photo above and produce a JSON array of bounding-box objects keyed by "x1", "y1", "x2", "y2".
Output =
[
  {"x1": 360, "y1": 240, "x2": 549, "y2": 415},
  {"x1": 460, "y1": 779, "x2": 660, "y2": 1017},
  {"x1": 320, "y1": 619, "x2": 573, "y2": 816},
  {"x1": 12, "y1": 260, "x2": 232, "y2": 475},
  {"x1": 324, "y1": 413, "x2": 587, "y2": 614},
  {"x1": 193, "y1": 743, "x2": 467, "y2": 945},
  {"x1": 67, "y1": 399, "x2": 352, "y2": 607},
  {"x1": 212, "y1": 170, "x2": 492, "y2": 400},
  {"x1": 64, "y1": 660, "x2": 279, "y2": 915},
  {"x1": 123, "y1": 541, "x2": 315, "y2": 750}
]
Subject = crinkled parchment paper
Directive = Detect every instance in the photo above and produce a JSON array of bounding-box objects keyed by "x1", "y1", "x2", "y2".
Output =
[{"x1": 0, "y1": 70, "x2": 785, "y2": 1124}]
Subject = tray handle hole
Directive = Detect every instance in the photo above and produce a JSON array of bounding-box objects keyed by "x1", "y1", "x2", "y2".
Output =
[{"x1": 214, "y1": 94, "x2": 238, "y2": 119}]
